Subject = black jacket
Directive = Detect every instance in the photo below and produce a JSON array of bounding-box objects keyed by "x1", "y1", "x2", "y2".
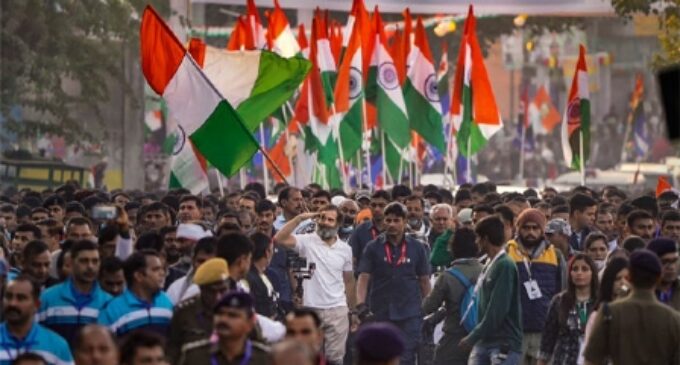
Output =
[{"x1": 246, "y1": 266, "x2": 278, "y2": 318}]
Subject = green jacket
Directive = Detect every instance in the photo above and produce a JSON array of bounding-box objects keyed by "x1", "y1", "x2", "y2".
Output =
[
  {"x1": 430, "y1": 229, "x2": 454, "y2": 267},
  {"x1": 465, "y1": 252, "x2": 523, "y2": 352}
]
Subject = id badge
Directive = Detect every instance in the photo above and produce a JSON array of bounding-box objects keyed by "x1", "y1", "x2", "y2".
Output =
[{"x1": 523, "y1": 279, "x2": 543, "y2": 300}]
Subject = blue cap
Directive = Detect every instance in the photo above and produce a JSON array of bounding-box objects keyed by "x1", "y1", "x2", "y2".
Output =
[
  {"x1": 629, "y1": 249, "x2": 662, "y2": 275},
  {"x1": 647, "y1": 238, "x2": 678, "y2": 258},
  {"x1": 355, "y1": 322, "x2": 405, "y2": 362},
  {"x1": 214, "y1": 290, "x2": 254, "y2": 312}
]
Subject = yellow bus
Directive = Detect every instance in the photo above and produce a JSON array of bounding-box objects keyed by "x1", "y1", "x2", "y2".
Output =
[{"x1": 0, "y1": 157, "x2": 89, "y2": 191}]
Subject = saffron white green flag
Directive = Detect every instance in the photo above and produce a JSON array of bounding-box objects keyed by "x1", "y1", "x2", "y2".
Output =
[
  {"x1": 141, "y1": 6, "x2": 260, "y2": 191},
  {"x1": 404, "y1": 16, "x2": 446, "y2": 153}
]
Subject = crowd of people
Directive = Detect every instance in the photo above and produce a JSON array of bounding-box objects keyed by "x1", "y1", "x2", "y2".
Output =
[{"x1": 0, "y1": 180, "x2": 678, "y2": 365}]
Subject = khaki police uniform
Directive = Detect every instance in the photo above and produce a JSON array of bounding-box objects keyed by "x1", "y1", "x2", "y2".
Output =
[
  {"x1": 167, "y1": 296, "x2": 214, "y2": 364},
  {"x1": 584, "y1": 290, "x2": 680, "y2": 365},
  {"x1": 179, "y1": 339, "x2": 270, "y2": 365}
]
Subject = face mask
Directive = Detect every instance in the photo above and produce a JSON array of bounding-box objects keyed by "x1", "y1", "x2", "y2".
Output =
[
  {"x1": 339, "y1": 226, "x2": 353, "y2": 235},
  {"x1": 594, "y1": 259, "x2": 606, "y2": 271},
  {"x1": 317, "y1": 225, "x2": 339, "y2": 240}
]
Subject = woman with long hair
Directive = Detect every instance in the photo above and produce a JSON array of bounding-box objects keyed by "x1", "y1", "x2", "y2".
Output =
[
  {"x1": 584, "y1": 257, "x2": 630, "y2": 344},
  {"x1": 537, "y1": 254, "x2": 599, "y2": 365}
]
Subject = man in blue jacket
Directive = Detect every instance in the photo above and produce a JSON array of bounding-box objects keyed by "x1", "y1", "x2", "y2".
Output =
[
  {"x1": 98, "y1": 250, "x2": 173, "y2": 338},
  {"x1": 39, "y1": 240, "x2": 112, "y2": 345},
  {"x1": 0, "y1": 276, "x2": 73, "y2": 365}
]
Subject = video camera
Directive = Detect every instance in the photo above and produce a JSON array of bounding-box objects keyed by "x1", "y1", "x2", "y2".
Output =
[{"x1": 286, "y1": 251, "x2": 316, "y2": 301}]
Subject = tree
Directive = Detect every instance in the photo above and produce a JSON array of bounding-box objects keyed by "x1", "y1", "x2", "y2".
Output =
[
  {"x1": 0, "y1": 0, "x2": 170, "y2": 143},
  {"x1": 612, "y1": 0, "x2": 680, "y2": 68}
]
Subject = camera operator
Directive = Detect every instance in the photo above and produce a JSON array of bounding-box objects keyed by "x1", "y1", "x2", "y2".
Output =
[{"x1": 274, "y1": 205, "x2": 356, "y2": 365}]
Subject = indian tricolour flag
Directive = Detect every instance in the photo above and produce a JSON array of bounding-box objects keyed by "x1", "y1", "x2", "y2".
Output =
[
  {"x1": 451, "y1": 5, "x2": 502, "y2": 157},
  {"x1": 298, "y1": 24, "x2": 309, "y2": 59},
  {"x1": 404, "y1": 16, "x2": 446, "y2": 153},
  {"x1": 561, "y1": 44, "x2": 590, "y2": 171},
  {"x1": 189, "y1": 40, "x2": 310, "y2": 132},
  {"x1": 314, "y1": 9, "x2": 337, "y2": 106},
  {"x1": 246, "y1": 0, "x2": 267, "y2": 49},
  {"x1": 267, "y1": 0, "x2": 300, "y2": 58},
  {"x1": 141, "y1": 6, "x2": 259, "y2": 191},
  {"x1": 334, "y1": 8, "x2": 365, "y2": 161},
  {"x1": 366, "y1": 7, "x2": 411, "y2": 181}
]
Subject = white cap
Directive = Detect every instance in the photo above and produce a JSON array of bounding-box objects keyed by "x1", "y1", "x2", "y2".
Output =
[
  {"x1": 457, "y1": 208, "x2": 473, "y2": 224},
  {"x1": 331, "y1": 196, "x2": 347, "y2": 207}
]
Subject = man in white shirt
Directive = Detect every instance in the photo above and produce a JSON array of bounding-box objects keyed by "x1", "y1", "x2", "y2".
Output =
[{"x1": 274, "y1": 205, "x2": 356, "y2": 365}]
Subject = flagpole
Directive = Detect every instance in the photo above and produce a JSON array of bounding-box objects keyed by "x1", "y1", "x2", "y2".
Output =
[
  {"x1": 239, "y1": 168, "x2": 246, "y2": 190},
  {"x1": 216, "y1": 173, "x2": 225, "y2": 197},
  {"x1": 380, "y1": 130, "x2": 388, "y2": 186},
  {"x1": 259, "y1": 124, "x2": 270, "y2": 196},
  {"x1": 451, "y1": 145, "x2": 458, "y2": 186},
  {"x1": 579, "y1": 130, "x2": 586, "y2": 186},
  {"x1": 518, "y1": 120, "x2": 526, "y2": 182},
  {"x1": 330, "y1": 105, "x2": 350, "y2": 192},
  {"x1": 414, "y1": 151, "x2": 420, "y2": 187},
  {"x1": 408, "y1": 155, "x2": 413, "y2": 189},
  {"x1": 444, "y1": 120, "x2": 453, "y2": 186},
  {"x1": 398, "y1": 152, "x2": 404, "y2": 186},
  {"x1": 361, "y1": 100, "x2": 372, "y2": 190},
  {"x1": 356, "y1": 150, "x2": 362, "y2": 188},
  {"x1": 620, "y1": 107, "x2": 634, "y2": 164},
  {"x1": 466, "y1": 137, "x2": 472, "y2": 183},
  {"x1": 281, "y1": 104, "x2": 296, "y2": 186}
]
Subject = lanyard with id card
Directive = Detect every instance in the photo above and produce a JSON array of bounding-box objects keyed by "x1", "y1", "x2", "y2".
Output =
[{"x1": 522, "y1": 256, "x2": 543, "y2": 300}]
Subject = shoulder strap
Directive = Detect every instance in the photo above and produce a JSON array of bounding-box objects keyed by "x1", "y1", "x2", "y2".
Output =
[{"x1": 447, "y1": 267, "x2": 472, "y2": 289}]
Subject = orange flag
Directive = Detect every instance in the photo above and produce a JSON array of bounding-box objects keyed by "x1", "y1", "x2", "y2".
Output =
[
  {"x1": 657, "y1": 176, "x2": 673, "y2": 197},
  {"x1": 390, "y1": 29, "x2": 407, "y2": 85},
  {"x1": 267, "y1": 128, "x2": 292, "y2": 181},
  {"x1": 227, "y1": 16, "x2": 255, "y2": 51},
  {"x1": 533, "y1": 85, "x2": 561, "y2": 132}
]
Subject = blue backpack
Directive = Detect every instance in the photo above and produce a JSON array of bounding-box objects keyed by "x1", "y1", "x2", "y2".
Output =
[{"x1": 446, "y1": 268, "x2": 478, "y2": 333}]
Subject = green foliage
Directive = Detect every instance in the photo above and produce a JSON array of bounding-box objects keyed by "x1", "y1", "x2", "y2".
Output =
[
  {"x1": 0, "y1": 0, "x2": 170, "y2": 143},
  {"x1": 612, "y1": 0, "x2": 680, "y2": 68}
]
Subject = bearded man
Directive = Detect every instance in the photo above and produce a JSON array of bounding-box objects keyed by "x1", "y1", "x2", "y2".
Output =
[{"x1": 274, "y1": 205, "x2": 356, "y2": 365}]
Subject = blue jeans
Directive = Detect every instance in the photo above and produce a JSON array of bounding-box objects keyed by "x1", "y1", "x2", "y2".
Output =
[
  {"x1": 391, "y1": 317, "x2": 423, "y2": 365},
  {"x1": 468, "y1": 344, "x2": 521, "y2": 365}
]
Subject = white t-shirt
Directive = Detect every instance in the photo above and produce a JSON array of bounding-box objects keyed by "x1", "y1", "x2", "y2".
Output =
[
  {"x1": 293, "y1": 233, "x2": 353, "y2": 309},
  {"x1": 167, "y1": 275, "x2": 199, "y2": 305}
]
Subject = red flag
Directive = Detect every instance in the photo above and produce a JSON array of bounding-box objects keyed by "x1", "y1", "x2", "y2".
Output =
[{"x1": 657, "y1": 176, "x2": 673, "y2": 197}]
